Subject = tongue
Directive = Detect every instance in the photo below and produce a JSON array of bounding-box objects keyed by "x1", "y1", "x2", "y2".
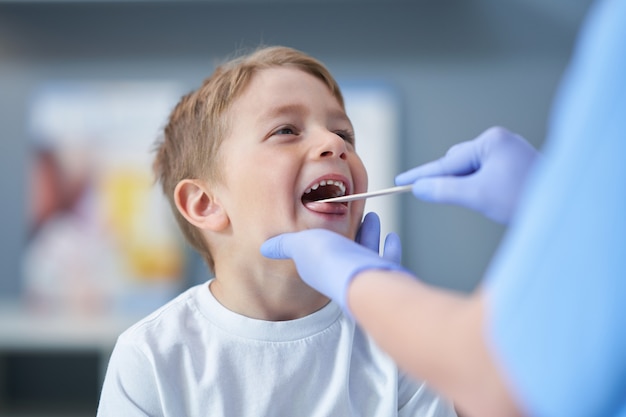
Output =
[{"x1": 304, "y1": 200, "x2": 348, "y2": 214}]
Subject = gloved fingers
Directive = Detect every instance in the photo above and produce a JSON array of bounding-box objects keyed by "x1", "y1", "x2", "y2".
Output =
[
  {"x1": 261, "y1": 228, "x2": 409, "y2": 314},
  {"x1": 411, "y1": 175, "x2": 481, "y2": 209},
  {"x1": 355, "y1": 212, "x2": 381, "y2": 253},
  {"x1": 436, "y1": 140, "x2": 482, "y2": 176},
  {"x1": 382, "y1": 232, "x2": 402, "y2": 264},
  {"x1": 395, "y1": 161, "x2": 438, "y2": 185},
  {"x1": 260, "y1": 233, "x2": 294, "y2": 259},
  {"x1": 395, "y1": 140, "x2": 479, "y2": 186}
]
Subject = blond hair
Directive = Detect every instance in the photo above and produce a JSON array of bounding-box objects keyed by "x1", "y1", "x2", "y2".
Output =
[{"x1": 153, "y1": 46, "x2": 345, "y2": 272}]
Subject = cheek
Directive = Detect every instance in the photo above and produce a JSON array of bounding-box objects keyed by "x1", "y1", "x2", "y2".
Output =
[
  {"x1": 349, "y1": 200, "x2": 366, "y2": 236},
  {"x1": 229, "y1": 158, "x2": 298, "y2": 217},
  {"x1": 348, "y1": 157, "x2": 368, "y2": 238},
  {"x1": 352, "y1": 157, "x2": 368, "y2": 194},
  {"x1": 227, "y1": 151, "x2": 288, "y2": 194}
]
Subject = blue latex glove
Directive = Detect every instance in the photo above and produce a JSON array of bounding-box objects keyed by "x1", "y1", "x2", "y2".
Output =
[
  {"x1": 261, "y1": 212, "x2": 406, "y2": 314},
  {"x1": 355, "y1": 212, "x2": 402, "y2": 264},
  {"x1": 395, "y1": 127, "x2": 540, "y2": 224}
]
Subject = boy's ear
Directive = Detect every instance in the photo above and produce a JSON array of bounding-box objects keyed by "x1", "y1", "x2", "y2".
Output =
[{"x1": 174, "y1": 179, "x2": 229, "y2": 232}]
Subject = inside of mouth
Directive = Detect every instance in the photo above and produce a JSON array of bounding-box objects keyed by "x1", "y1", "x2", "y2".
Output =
[{"x1": 302, "y1": 184, "x2": 345, "y2": 203}]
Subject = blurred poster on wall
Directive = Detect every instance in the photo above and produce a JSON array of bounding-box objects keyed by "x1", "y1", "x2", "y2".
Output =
[{"x1": 23, "y1": 81, "x2": 186, "y2": 316}]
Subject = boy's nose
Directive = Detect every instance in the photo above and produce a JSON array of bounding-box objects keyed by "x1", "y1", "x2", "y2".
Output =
[{"x1": 316, "y1": 131, "x2": 348, "y2": 161}]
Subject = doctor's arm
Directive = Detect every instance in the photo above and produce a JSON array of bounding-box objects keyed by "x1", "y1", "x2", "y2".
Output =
[{"x1": 350, "y1": 270, "x2": 518, "y2": 417}]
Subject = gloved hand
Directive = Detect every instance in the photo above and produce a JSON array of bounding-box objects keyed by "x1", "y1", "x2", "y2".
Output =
[
  {"x1": 261, "y1": 212, "x2": 406, "y2": 314},
  {"x1": 395, "y1": 126, "x2": 540, "y2": 224},
  {"x1": 355, "y1": 212, "x2": 402, "y2": 264}
]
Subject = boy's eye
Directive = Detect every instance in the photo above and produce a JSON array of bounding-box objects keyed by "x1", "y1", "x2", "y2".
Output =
[
  {"x1": 274, "y1": 126, "x2": 297, "y2": 136},
  {"x1": 335, "y1": 130, "x2": 355, "y2": 145}
]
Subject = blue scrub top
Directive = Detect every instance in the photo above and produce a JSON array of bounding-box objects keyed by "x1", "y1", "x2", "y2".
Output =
[{"x1": 485, "y1": 0, "x2": 626, "y2": 416}]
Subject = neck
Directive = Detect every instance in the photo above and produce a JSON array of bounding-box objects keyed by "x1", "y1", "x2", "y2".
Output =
[{"x1": 209, "y1": 261, "x2": 329, "y2": 321}]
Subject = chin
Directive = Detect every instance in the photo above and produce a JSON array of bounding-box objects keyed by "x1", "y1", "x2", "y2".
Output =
[{"x1": 330, "y1": 224, "x2": 359, "y2": 241}]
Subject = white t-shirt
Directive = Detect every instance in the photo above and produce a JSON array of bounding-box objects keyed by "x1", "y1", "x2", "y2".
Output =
[{"x1": 97, "y1": 280, "x2": 456, "y2": 417}]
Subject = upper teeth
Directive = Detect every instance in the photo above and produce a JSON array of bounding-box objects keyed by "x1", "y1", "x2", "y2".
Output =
[{"x1": 304, "y1": 180, "x2": 347, "y2": 196}]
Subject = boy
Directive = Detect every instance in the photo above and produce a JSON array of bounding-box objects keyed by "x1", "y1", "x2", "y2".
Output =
[{"x1": 97, "y1": 46, "x2": 456, "y2": 416}]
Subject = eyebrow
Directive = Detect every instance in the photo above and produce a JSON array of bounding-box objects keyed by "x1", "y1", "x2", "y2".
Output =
[
  {"x1": 260, "y1": 103, "x2": 307, "y2": 121},
  {"x1": 259, "y1": 103, "x2": 350, "y2": 124}
]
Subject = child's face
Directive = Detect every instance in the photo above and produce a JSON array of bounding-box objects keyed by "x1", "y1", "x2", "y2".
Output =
[{"x1": 217, "y1": 66, "x2": 368, "y2": 248}]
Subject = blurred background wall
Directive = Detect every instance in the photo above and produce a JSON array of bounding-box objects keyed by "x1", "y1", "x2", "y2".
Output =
[
  {"x1": 0, "y1": 0, "x2": 593, "y2": 295},
  {"x1": 0, "y1": 0, "x2": 594, "y2": 414}
]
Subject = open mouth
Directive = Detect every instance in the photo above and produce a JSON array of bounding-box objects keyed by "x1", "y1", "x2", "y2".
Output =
[
  {"x1": 302, "y1": 179, "x2": 346, "y2": 203},
  {"x1": 301, "y1": 179, "x2": 349, "y2": 214}
]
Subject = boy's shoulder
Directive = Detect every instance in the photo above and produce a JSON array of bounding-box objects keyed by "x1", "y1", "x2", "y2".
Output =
[{"x1": 118, "y1": 282, "x2": 207, "y2": 345}]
